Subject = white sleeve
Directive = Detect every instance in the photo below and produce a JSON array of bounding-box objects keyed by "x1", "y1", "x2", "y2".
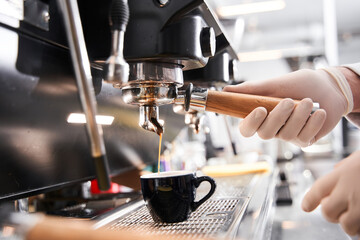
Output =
[
  {"x1": 343, "y1": 63, "x2": 360, "y2": 128},
  {"x1": 346, "y1": 113, "x2": 360, "y2": 129},
  {"x1": 343, "y1": 63, "x2": 360, "y2": 76},
  {"x1": 323, "y1": 67, "x2": 354, "y2": 114}
]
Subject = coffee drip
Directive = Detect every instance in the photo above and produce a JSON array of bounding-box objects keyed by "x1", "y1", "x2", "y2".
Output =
[{"x1": 158, "y1": 133, "x2": 162, "y2": 174}]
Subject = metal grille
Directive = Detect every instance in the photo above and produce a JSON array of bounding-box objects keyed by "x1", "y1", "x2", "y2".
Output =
[
  {"x1": 196, "y1": 174, "x2": 255, "y2": 199},
  {"x1": 108, "y1": 198, "x2": 246, "y2": 239},
  {"x1": 101, "y1": 174, "x2": 257, "y2": 239}
]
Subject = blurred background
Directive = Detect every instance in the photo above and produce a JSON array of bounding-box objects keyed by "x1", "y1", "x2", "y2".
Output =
[
  {"x1": 208, "y1": 0, "x2": 360, "y2": 79},
  {"x1": 165, "y1": 0, "x2": 360, "y2": 176},
  {"x1": 205, "y1": 0, "x2": 360, "y2": 159}
]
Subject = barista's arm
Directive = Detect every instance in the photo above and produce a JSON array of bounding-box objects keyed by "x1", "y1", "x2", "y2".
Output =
[{"x1": 223, "y1": 63, "x2": 360, "y2": 147}]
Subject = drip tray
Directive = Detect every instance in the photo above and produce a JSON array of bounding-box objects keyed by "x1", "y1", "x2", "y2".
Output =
[
  {"x1": 106, "y1": 197, "x2": 249, "y2": 239},
  {"x1": 94, "y1": 175, "x2": 258, "y2": 239}
]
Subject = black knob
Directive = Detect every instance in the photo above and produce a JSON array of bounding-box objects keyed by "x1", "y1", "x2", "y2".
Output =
[
  {"x1": 279, "y1": 171, "x2": 287, "y2": 181},
  {"x1": 200, "y1": 27, "x2": 216, "y2": 58},
  {"x1": 110, "y1": 0, "x2": 129, "y2": 32},
  {"x1": 94, "y1": 155, "x2": 111, "y2": 190}
]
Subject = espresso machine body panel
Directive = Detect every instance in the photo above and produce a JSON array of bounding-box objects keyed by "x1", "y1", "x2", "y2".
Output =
[
  {"x1": 0, "y1": 0, "x2": 232, "y2": 201},
  {"x1": 0, "y1": 20, "x2": 183, "y2": 201},
  {"x1": 78, "y1": 0, "x2": 211, "y2": 69},
  {"x1": 0, "y1": 24, "x2": 95, "y2": 200}
]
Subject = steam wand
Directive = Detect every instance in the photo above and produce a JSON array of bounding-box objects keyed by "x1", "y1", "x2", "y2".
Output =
[
  {"x1": 103, "y1": 0, "x2": 130, "y2": 86},
  {"x1": 58, "y1": 0, "x2": 111, "y2": 190}
]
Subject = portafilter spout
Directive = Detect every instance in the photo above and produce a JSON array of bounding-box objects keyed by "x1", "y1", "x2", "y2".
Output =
[
  {"x1": 139, "y1": 106, "x2": 164, "y2": 136},
  {"x1": 121, "y1": 62, "x2": 184, "y2": 135}
]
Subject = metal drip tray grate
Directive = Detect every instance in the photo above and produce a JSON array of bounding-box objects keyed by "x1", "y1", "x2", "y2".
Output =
[
  {"x1": 108, "y1": 198, "x2": 248, "y2": 239},
  {"x1": 95, "y1": 175, "x2": 259, "y2": 239}
]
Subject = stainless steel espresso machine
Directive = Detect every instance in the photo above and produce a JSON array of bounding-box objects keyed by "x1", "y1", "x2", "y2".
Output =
[{"x1": 0, "y1": 0, "x2": 277, "y2": 239}]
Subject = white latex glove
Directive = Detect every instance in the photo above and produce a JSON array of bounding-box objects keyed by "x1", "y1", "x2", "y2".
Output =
[
  {"x1": 301, "y1": 150, "x2": 360, "y2": 237},
  {"x1": 223, "y1": 68, "x2": 353, "y2": 147}
]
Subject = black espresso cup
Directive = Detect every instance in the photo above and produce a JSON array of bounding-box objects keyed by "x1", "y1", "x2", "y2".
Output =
[{"x1": 140, "y1": 171, "x2": 216, "y2": 223}]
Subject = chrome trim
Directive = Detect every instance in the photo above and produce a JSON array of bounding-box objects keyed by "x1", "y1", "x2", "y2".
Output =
[
  {"x1": 122, "y1": 83, "x2": 178, "y2": 106},
  {"x1": 24, "y1": 0, "x2": 50, "y2": 31},
  {"x1": 93, "y1": 200, "x2": 145, "y2": 229},
  {"x1": 127, "y1": 62, "x2": 183, "y2": 85},
  {"x1": 189, "y1": 87, "x2": 208, "y2": 112},
  {"x1": 222, "y1": 196, "x2": 251, "y2": 240},
  {"x1": 14, "y1": 198, "x2": 29, "y2": 213},
  {"x1": 174, "y1": 87, "x2": 208, "y2": 112},
  {"x1": 173, "y1": 90, "x2": 186, "y2": 106}
]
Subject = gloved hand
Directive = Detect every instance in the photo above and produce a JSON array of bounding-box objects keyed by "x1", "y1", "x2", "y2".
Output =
[
  {"x1": 301, "y1": 150, "x2": 360, "y2": 237},
  {"x1": 223, "y1": 68, "x2": 353, "y2": 147}
]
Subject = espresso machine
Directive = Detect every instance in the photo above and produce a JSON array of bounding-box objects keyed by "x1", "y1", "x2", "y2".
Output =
[
  {"x1": 0, "y1": 0, "x2": 235, "y2": 198},
  {"x1": 0, "y1": 0, "x2": 290, "y2": 239}
]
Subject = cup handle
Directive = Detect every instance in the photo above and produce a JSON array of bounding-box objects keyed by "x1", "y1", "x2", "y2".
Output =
[{"x1": 191, "y1": 176, "x2": 216, "y2": 211}]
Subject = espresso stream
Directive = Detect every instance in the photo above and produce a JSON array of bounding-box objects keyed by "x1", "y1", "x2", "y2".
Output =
[{"x1": 158, "y1": 133, "x2": 162, "y2": 174}]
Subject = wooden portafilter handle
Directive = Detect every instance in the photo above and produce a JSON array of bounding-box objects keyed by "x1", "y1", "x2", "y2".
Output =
[
  {"x1": 206, "y1": 90, "x2": 299, "y2": 118},
  {"x1": 180, "y1": 84, "x2": 319, "y2": 118}
]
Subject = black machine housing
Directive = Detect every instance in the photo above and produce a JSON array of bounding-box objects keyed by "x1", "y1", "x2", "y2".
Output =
[{"x1": 0, "y1": 0, "x2": 237, "y2": 202}]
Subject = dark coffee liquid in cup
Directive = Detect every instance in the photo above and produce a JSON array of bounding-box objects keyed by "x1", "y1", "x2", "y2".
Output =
[{"x1": 141, "y1": 171, "x2": 216, "y2": 223}]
